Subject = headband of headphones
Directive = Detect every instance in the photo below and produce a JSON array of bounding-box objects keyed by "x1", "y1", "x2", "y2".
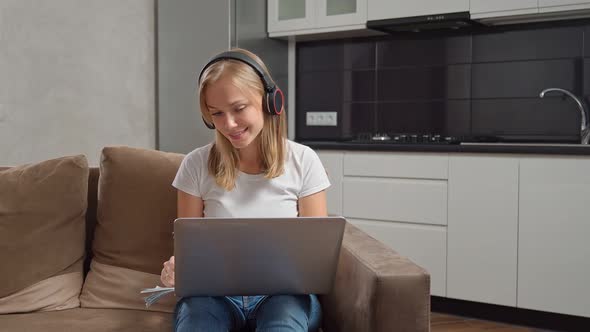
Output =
[
  {"x1": 199, "y1": 51, "x2": 284, "y2": 129},
  {"x1": 199, "y1": 51, "x2": 276, "y2": 93}
]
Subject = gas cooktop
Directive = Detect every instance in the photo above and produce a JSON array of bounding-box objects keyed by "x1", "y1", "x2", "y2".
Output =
[{"x1": 349, "y1": 132, "x2": 461, "y2": 144}]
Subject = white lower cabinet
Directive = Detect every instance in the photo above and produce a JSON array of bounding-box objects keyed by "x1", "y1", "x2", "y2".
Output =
[
  {"x1": 343, "y1": 177, "x2": 448, "y2": 225},
  {"x1": 447, "y1": 155, "x2": 519, "y2": 306},
  {"x1": 340, "y1": 151, "x2": 449, "y2": 297},
  {"x1": 342, "y1": 151, "x2": 449, "y2": 225},
  {"x1": 343, "y1": 151, "x2": 448, "y2": 179},
  {"x1": 348, "y1": 218, "x2": 447, "y2": 297},
  {"x1": 518, "y1": 156, "x2": 590, "y2": 318},
  {"x1": 315, "y1": 149, "x2": 590, "y2": 318},
  {"x1": 316, "y1": 151, "x2": 344, "y2": 216}
]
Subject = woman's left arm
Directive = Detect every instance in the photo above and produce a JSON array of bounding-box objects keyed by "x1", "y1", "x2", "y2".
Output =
[{"x1": 298, "y1": 190, "x2": 328, "y2": 217}]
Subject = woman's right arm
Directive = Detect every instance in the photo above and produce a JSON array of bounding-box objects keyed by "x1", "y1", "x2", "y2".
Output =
[{"x1": 160, "y1": 190, "x2": 204, "y2": 287}]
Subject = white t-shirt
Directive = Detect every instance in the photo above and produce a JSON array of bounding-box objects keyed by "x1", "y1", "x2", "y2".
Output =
[{"x1": 172, "y1": 140, "x2": 330, "y2": 218}]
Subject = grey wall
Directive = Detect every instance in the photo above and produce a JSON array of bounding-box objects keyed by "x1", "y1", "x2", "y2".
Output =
[
  {"x1": 0, "y1": 0, "x2": 156, "y2": 166},
  {"x1": 157, "y1": 0, "x2": 230, "y2": 154}
]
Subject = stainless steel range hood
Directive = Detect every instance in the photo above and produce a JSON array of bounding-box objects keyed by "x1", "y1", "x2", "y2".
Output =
[{"x1": 366, "y1": 11, "x2": 483, "y2": 33}]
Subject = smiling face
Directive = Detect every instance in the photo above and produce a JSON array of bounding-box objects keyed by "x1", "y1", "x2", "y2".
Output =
[{"x1": 204, "y1": 74, "x2": 265, "y2": 151}]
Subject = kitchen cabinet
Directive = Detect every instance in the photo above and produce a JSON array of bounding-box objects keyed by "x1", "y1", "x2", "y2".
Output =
[
  {"x1": 471, "y1": 0, "x2": 590, "y2": 20},
  {"x1": 268, "y1": 0, "x2": 315, "y2": 34},
  {"x1": 316, "y1": 150, "x2": 344, "y2": 216},
  {"x1": 539, "y1": 0, "x2": 590, "y2": 13},
  {"x1": 267, "y1": 0, "x2": 367, "y2": 37},
  {"x1": 343, "y1": 177, "x2": 448, "y2": 226},
  {"x1": 342, "y1": 151, "x2": 448, "y2": 179},
  {"x1": 368, "y1": 0, "x2": 469, "y2": 21},
  {"x1": 312, "y1": 148, "x2": 590, "y2": 318},
  {"x1": 342, "y1": 152, "x2": 448, "y2": 225},
  {"x1": 349, "y1": 218, "x2": 447, "y2": 296},
  {"x1": 447, "y1": 155, "x2": 519, "y2": 307},
  {"x1": 316, "y1": 150, "x2": 448, "y2": 296},
  {"x1": 470, "y1": 0, "x2": 538, "y2": 19},
  {"x1": 340, "y1": 151, "x2": 449, "y2": 296},
  {"x1": 518, "y1": 156, "x2": 590, "y2": 318},
  {"x1": 316, "y1": 0, "x2": 367, "y2": 28}
]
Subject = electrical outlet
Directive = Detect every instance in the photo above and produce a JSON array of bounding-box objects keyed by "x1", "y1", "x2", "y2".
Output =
[{"x1": 306, "y1": 112, "x2": 337, "y2": 126}]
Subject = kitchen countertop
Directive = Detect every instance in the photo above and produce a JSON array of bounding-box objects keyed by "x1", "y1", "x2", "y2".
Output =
[{"x1": 301, "y1": 141, "x2": 590, "y2": 156}]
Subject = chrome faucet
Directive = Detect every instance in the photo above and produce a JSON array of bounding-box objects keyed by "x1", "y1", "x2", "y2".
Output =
[{"x1": 539, "y1": 88, "x2": 590, "y2": 144}]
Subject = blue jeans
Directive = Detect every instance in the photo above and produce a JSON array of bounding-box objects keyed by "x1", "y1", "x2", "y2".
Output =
[{"x1": 174, "y1": 295, "x2": 321, "y2": 332}]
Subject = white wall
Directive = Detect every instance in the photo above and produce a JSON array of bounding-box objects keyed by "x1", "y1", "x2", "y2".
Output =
[{"x1": 0, "y1": 0, "x2": 155, "y2": 166}]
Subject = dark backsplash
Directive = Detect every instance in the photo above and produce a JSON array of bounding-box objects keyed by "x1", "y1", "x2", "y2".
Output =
[{"x1": 296, "y1": 21, "x2": 590, "y2": 143}]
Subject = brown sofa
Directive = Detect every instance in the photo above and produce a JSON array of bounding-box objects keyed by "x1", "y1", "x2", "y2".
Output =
[{"x1": 0, "y1": 146, "x2": 430, "y2": 332}]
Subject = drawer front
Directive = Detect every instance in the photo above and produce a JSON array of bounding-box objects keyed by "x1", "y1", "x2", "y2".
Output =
[
  {"x1": 344, "y1": 152, "x2": 448, "y2": 179},
  {"x1": 349, "y1": 218, "x2": 447, "y2": 296},
  {"x1": 343, "y1": 177, "x2": 447, "y2": 225}
]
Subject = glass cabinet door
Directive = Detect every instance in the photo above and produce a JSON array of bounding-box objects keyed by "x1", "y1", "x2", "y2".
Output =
[
  {"x1": 316, "y1": 0, "x2": 367, "y2": 28},
  {"x1": 268, "y1": 0, "x2": 316, "y2": 33},
  {"x1": 326, "y1": 0, "x2": 357, "y2": 16}
]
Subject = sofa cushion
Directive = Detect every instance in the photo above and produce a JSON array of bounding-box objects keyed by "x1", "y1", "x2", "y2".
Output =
[
  {"x1": 80, "y1": 146, "x2": 184, "y2": 313},
  {"x1": 0, "y1": 155, "x2": 89, "y2": 313},
  {"x1": 0, "y1": 307, "x2": 173, "y2": 332}
]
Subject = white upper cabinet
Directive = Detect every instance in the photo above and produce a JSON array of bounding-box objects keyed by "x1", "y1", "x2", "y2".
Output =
[
  {"x1": 518, "y1": 156, "x2": 590, "y2": 318},
  {"x1": 368, "y1": 0, "x2": 469, "y2": 21},
  {"x1": 267, "y1": 0, "x2": 367, "y2": 37},
  {"x1": 268, "y1": 0, "x2": 316, "y2": 33},
  {"x1": 539, "y1": 0, "x2": 590, "y2": 13},
  {"x1": 316, "y1": 0, "x2": 367, "y2": 28},
  {"x1": 470, "y1": 0, "x2": 539, "y2": 19}
]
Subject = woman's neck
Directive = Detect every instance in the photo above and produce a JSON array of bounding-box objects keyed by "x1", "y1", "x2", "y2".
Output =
[{"x1": 238, "y1": 143, "x2": 263, "y2": 174}]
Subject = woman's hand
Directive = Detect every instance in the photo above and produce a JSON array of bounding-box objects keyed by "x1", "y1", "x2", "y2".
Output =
[{"x1": 160, "y1": 256, "x2": 175, "y2": 287}]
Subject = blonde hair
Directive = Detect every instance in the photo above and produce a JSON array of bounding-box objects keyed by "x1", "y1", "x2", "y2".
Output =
[{"x1": 199, "y1": 48, "x2": 287, "y2": 190}]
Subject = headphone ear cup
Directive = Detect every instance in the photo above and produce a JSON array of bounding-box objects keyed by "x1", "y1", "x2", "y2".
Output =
[
  {"x1": 272, "y1": 88, "x2": 284, "y2": 115},
  {"x1": 265, "y1": 88, "x2": 284, "y2": 115},
  {"x1": 264, "y1": 92, "x2": 272, "y2": 115},
  {"x1": 264, "y1": 87, "x2": 284, "y2": 115}
]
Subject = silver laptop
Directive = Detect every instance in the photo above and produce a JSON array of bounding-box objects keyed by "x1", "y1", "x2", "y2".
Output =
[{"x1": 173, "y1": 217, "x2": 346, "y2": 297}]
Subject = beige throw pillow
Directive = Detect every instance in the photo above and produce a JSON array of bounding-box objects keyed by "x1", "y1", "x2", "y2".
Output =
[
  {"x1": 80, "y1": 146, "x2": 184, "y2": 313},
  {"x1": 0, "y1": 155, "x2": 89, "y2": 313}
]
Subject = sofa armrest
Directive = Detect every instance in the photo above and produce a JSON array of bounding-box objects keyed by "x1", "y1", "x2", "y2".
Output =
[{"x1": 319, "y1": 223, "x2": 430, "y2": 332}]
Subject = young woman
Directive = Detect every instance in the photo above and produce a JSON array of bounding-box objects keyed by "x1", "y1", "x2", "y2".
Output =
[{"x1": 160, "y1": 48, "x2": 330, "y2": 332}]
